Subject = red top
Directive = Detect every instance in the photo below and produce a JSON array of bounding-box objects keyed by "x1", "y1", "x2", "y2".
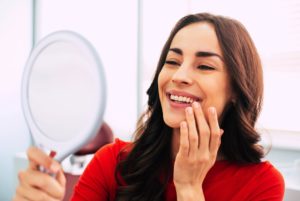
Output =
[{"x1": 71, "y1": 139, "x2": 285, "y2": 201}]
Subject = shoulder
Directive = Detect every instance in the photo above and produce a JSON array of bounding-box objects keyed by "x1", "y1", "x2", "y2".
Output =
[
  {"x1": 239, "y1": 161, "x2": 284, "y2": 184},
  {"x1": 72, "y1": 138, "x2": 131, "y2": 200},
  {"x1": 81, "y1": 138, "x2": 131, "y2": 175},
  {"x1": 94, "y1": 138, "x2": 131, "y2": 161},
  {"x1": 251, "y1": 161, "x2": 285, "y2": 186},
  {"x1": 228, "y1": 160, "x2": 284, "y2": 186},
  {"x1": 213, "y1": 160, "x2": 284, "y2": 180},
  {"x1": 235, "y1": 161, "x2": 285, "y2": 200},
  {"x1": 205, "y1": 160, "x2": 285, "y2": 200},
  {"x1": 247, "y1": 161, "x2": 285, "y2": 200},
  {"x1": 80, "y1": 137, "x2": 131, "y2": 183},
  {"x1": 254, "y1": 161, "x2": 283, "y2": 177}
]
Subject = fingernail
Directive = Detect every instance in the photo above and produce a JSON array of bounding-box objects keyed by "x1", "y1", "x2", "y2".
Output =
[
  {"x1": 209, "y1": 107, "x2": 216, "y2": 115},
  {"x1": 186, "y1": 107, "x2": 193, "y2": 114},
  {"x1": 49, "y1": 150, "x2": 57, "y2": 158},
  {"x1": 193, "y1": 101, "x2": 199, "y2": 108},
  {"x1": 50, "y1": 163, "x2": 60, "y2": 172}
]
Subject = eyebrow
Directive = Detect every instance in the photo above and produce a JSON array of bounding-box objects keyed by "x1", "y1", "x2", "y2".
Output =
[{"x1": 169, "y1": 48, "x2": 224, "y2": 61}]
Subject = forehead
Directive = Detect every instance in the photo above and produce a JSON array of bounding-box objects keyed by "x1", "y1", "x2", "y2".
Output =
[{"x1": 170, "y1": 22, "x2": 222, "y2": 56}]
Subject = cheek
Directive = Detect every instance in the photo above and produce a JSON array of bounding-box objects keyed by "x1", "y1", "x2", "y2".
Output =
[
  {"x1": 216, "y1": 89, "x2": 233, "y2": 116},
  {"x1": 158, "y1": 69, "x2": 169, "y2": 95},
  {"x1": 157, "y1": 72, "x2": 164, "y2": 100},
  {"x1": 203, "y1": 81, "x2": 233, "y2": 117}
]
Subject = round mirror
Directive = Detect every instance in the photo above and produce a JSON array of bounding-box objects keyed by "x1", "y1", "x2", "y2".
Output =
[{"x1": 22, "y1": 31, "x2": 106, "y2": 162}]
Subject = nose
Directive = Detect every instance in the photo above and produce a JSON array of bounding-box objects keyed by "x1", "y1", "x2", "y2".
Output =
[{"x1": 171, "y1": 64, "x2": 193, "y2": 85}]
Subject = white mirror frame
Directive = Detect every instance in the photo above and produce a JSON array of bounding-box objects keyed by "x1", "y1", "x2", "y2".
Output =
[{"x1": 21, "y1": 31, "x2": 107, "y2": 162}]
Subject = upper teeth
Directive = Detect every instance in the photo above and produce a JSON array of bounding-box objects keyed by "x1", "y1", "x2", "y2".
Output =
[{"x1": 170, "y1": 95, "x2": 194, "y2": 103}]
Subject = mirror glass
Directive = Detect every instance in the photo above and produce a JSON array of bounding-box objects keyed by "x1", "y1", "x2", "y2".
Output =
[{"x1": 22, "y1": 31, "x2": 106, "y2": 161}]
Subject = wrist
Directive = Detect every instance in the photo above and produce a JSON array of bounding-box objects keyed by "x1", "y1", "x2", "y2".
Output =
[{"x1": 175, "y1": 184, "x2": 205, "y2": 201}]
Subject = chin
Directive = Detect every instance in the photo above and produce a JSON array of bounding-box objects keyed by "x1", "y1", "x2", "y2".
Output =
[{"x1": 163, "y1": 116, "x2": 182, "y2": 129}]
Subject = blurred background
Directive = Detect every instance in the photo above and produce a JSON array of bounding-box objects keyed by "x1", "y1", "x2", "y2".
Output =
[{"x1": 0, "y1": 0, "x2": 300, "y2": 200}]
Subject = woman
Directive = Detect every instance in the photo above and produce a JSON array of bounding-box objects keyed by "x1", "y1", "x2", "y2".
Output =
[{"x1": 14, "y1": 13, "x2": 284, "y2": 201}]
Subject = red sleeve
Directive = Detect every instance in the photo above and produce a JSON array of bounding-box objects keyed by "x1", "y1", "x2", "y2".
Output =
[
  {"x1": 248, "y1": 162, "x2": 285, "y2": 201},
  {"x1": 203, "y1": 161, "x2": 285, "y2": 201},
  {"x1": 70, "y1": 139, "x2": 127, "y2": 201}
]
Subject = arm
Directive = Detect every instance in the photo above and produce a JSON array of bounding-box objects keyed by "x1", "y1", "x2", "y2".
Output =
[
  {"x1": 71, "y1": 143, "x2": 119, "y2": 201},
  {"x1": 13, "y1": 147, "x2": 66, "y2": 201},
  {"x1": 174, "y1": 102, "x2": 223, "y2": 201}
]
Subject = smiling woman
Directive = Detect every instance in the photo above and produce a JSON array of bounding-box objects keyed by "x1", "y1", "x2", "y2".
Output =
[
  {"x1": 13, "y1": 13, "x2": 284, "y2": 201},
  {"x1": 158, "y1": 22, "x2": 233, "y2": 129},
  {"x1": 113, "y1": 13, "x2": 283, "y2": 201}
]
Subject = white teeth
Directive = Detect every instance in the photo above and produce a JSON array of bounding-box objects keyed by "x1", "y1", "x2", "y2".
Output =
[{"x1": 170, "y1": 95, "x2": 194, "y2": 103}]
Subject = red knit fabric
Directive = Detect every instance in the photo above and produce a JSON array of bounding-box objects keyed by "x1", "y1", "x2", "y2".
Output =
[{"x1": 71, "y1": 139, "x2": 284, "y2": 201}]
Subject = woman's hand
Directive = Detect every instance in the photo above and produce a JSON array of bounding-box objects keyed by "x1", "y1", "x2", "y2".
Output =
[
  {"x1": 13, "y1": 147, "x2": 66, "y2": 201},
  {"x1": 174, "y1": 102, "x2": 223, "y2": 201}
]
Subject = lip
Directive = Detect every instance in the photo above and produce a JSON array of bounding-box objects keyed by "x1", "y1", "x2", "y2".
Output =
[{"x1": 166, "y1": 89, "x2": 201, "y2": 109}]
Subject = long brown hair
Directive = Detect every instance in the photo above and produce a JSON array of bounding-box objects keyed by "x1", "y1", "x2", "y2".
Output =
[{"x1": 115, "y1": 12, "x2": 264, "y2": 201}]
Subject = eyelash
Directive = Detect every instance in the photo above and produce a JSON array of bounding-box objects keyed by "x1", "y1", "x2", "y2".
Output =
[
  {"x1": 165, "y1": 60, "x2": 215, "y2": 71},
  {"x1": 197, "y1": 65, "x2": 215, "y2": 70},
  {"x1": 165, "y1": 60, "x2": 180, "y2": 66}
]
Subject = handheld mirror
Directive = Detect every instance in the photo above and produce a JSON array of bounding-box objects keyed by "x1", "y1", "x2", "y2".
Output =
[{"x1": 21, "y1": 31, "x2": 106, "y2": 162}]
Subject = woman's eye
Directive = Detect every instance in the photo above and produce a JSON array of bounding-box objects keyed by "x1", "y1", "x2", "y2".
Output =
[
  {"x1": 165, "y1": 60, "x2": 180, "y2": 66},
  {"x1": 197, "y1": 65, "x2": 215, "y2": 70}
]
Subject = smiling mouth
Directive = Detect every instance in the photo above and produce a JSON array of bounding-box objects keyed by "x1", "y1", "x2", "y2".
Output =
[{"x1": 166, "y1": 92, "x2": 201, "y2": 104}]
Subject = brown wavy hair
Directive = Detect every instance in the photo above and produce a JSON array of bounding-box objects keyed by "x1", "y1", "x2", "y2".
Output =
[{"x1": 115, "y1": 12, "x2": 264, "y2": 201}]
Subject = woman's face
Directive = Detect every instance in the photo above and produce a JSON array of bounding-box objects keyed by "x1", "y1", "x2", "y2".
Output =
[{"x1": 158, "y1": 22, "x2": 234, "y2": 128}]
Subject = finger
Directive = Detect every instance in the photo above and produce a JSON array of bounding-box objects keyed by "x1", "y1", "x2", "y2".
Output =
[
  {"x1": 178, "y1": 121, "x2": 189, "y2": 157},
  {"x1": 27, "y1": 147, "x2": 60, "y2": 173},
  {"x1": 19, "y1": 169, "x2": 65, "y2": 199},
  {"x1": 192, "y1": 102, "x2": 210, "y2": 152},
  {"x1": 12, "y1": 194, "x2": 30, "y2": 201},
  {"x1": 207, "y1": 107, "x2": 222, "y2": 157},
  {"x1": 56, "y1": 167, "x2": 67, "y2": 187},
  {"x1": 185, "y1": 106, "x2": 199, "y2": 157},
  {"x1": 16, "y1": 184, "x2": 60, "y2": 201}
]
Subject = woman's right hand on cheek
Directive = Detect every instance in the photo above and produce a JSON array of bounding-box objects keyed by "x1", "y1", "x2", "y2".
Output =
[
  {"x1": 13, "y1": 147, "x2": 66, "y2": 201},
  {"x1": 174, "y1": 102, "x2": 223, "y2": 201}
]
